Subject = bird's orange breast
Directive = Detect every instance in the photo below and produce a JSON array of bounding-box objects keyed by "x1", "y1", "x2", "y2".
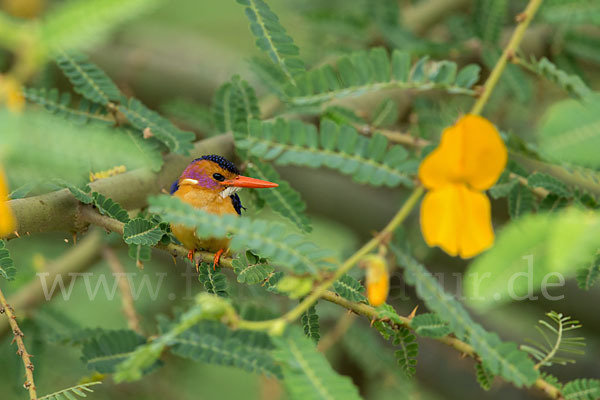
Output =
[{"x1": 171, "y1": 186, "x2": 237, "y2": 253}]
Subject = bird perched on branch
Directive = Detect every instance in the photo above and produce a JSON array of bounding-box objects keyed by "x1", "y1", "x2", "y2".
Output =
[{"x1": 170, "y1": 155, "x2": 278, "y2": 271}]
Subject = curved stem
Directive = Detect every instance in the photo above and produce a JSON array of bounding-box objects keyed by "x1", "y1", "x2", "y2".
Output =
[
  {"x1": 469, "y1": 0, "x2": 544, "y2": 116},
  {"x1": 237, "y1": 186, "x2": 424, "y2": 330}
]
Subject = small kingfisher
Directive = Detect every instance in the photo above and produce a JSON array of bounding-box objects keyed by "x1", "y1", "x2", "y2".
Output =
[{"x1": 169, "y1": 155, "x2": 278, "y2": 270}]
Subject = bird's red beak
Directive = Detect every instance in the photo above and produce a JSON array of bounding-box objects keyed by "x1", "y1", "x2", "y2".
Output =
[{"x1": 220, "y1": 175, "x2": 279, "y2": 188}]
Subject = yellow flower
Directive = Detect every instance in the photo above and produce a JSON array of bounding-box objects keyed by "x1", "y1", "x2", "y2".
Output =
[
  {"x1": 419, "y1": 115, "x2": 507, "y2": 258},
  {"x1": 90, "y1": 165, "x2": 127, "y2": 182},
  {"x1": 363, "y1": 254, "x2": 389, "y2": 307},
  {"x1": 0, "y1": 166, "x2": 16, "y2": 237}
]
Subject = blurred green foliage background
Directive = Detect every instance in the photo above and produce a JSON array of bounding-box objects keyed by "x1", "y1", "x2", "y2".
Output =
[{"x1": 1, "y1": 0, "x2": 599, "y2": 399}]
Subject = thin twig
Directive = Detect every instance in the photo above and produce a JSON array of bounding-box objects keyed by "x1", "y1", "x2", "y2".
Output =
[
  {"x1": 0, "y1": 287, "x2": 37, "y2": 399},
  {"x1": 355, "y1": 124, "x2": 430, "y2": 149},
  {"x1": 102, "y1": 247, "x2": 143, "y2": 334},
  {"x1": 318, "y1": 290, "x2": 564, "y2": 399},
  {"x1": 317, "y1": 311, "x2": 355, "y2": 353},
  {"x1": 469, "y1": 0, "x2": 544, "y2": 116}
]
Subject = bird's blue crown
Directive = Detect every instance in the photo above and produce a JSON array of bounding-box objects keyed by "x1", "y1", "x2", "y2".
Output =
[{"x1": 195, "y1": 155, "x2": 239, "y2": 174}]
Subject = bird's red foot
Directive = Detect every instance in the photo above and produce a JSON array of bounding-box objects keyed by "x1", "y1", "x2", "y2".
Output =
[
  {"x1": 187, "y1": 249, "x2": 201, "y2": 273},
  {"x1": 213, "y1": 249, "x2": 225, "y2": 270}
]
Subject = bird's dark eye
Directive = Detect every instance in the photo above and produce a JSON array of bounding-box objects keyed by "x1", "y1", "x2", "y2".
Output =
[{"x1": 212, "y1": 173, "x2": 226, "y2": 182}]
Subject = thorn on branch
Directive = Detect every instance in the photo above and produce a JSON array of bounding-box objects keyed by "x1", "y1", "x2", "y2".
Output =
[
  {"x1": 516, "y1": 12, "x2": 527, "y2": 22},
  {"x1": 407, "y1": 305, "x2": 419, "y2": 320}
]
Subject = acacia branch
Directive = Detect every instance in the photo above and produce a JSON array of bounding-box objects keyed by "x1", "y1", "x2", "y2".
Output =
[
  {"x1": 318, "y1": 290, "x2": 563, "y2": 399},
  {"x1": 0, "y1": 287, "x2": 37, "y2": 400},
  {"x1": 4, "y1": 134, "x2": 235, "y2": 239},
  {"x1": 78, "y1": 206, "x2": 234, "y2": 268}
]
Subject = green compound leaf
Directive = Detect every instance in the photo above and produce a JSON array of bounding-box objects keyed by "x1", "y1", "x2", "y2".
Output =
[
  {"x1": 167, "y1": 318, "x2": 281, "y2": 378},
  {"x1": 128, "y1": 244, "x2": 152, "y2": 268},
  {"x1": 123, "y1": 218, "x2": 163, "y2": 246},
  {"x1": 247, "y1": 159, "x2": 311, "y2": 232},
  {"x1": 539, "y1": 194, "x2": 569, "y2": 213},
  {"x1": 161, "y1": 99, "x2": 215, "y2": 135},
  {"x1": 539, "y1": 0, "x2": 600, "y2": 26},
  {"x1": 123, "y1": 130, "x2": 164, "y2": 173},
  {"x1": 518, "y1": 56, "x2": 592, "y2": 99},
  {"x1": 489, "y1": 178, "x2": 518, "y2": 199},
  {"x1": 236, "y1": 118, "x2": 417, "y2": 188},
  {"x1": 520, "y1": 311, "x2": 585, "y2": 368},
  {"x1": 474, "y1": 0, "x2": 508, "y2": 44},
  {"x1": 394, "y1": 246, "x2": 539, "y2": 387},
  {"x1": 538, "y1": 97, "x2": 600, "y2": 169},
  {"x1": 264, "y1": 271, "x2": 284, "y2": 293},
  {"x1": 81, "y1": 329, "x2": 160, "y2": 374},
  {"x1": 527, "y1": 172, "x2": 572, "y2": 198},
  {"x1": 333, "y1": 274, "x2": 367, "y2": 303},
  {"x1": 92, "y1": 192, "x2": 130, "y2": 223},
  {"x1": 55, "y1": 181, "x2": 94, "y2": 204},
  {"x1": 411, "y1": 313, "x2": 451, "y2": 338},
  {"x1": 393, "y1": 327, "x2": 418, "y2": 378},
  {"x1": 212, "y1": 75, "x2": 260, "y2": 134},
  {"x1": 576, "y1": 253, "x2": 600, "y2": 290},
  {"x1": 371, "y1": 98, "x2": 398, "y2": 128},
  {"x1": 55, "y1": 51, "x2": 124, "y2": 106},
  {"x1": 1, "y1": 109, "x2": 164, "y2": 184},
  {"x1": 272, "y1": 327, "x2": 362, "y2": 400},
  {"x1": 301, "y1": 303, "x2": 320, "y2": 344},
  {"x1": 236, "y1": 0, "x2": 305, "y2": 83},
  {"x1": 282, "y1": 48, "x2": 478, "y2": 106},
  {"x1": 38, "y1": 382, "x2": 102, "y2": 400},
  {"x1": 233, "y1": 250, "x2": 273, "y2": 285},
  {"x1": 0, "y1": 240, "x2": 16, "y2": 281},
  {"x1": 198, "y1": 262, "x2": 229, "y2": 298},
  {"x1": 508, "y1": 183, "x2": 535, "y2": 219},
  {"x1": 149, "y1": 195, "x2": 333, "y2": 274},
  {"x1": 114, "y1": 294, "x2": 231, "y2": 382},
  {"x1": 24, "y1": 88, "x2": 112, "y2": 125},
  {"x1": 475, "y1": 362, "x2": 495, "y2": 391},
  {"x1": 465, "y1": 209, "x2": 600, "y2": 310},
  {"x1": 118, "y1": 98, "x2": 195, "y2": 155},
  {"x1": 55, "y1": 48, "x2": 189, "y2": 158},
  {"x1": 455, "y1": 64, "x2": 482, "y2": 89},
  {"x1": 562, "y1": 378, "x2": 600, "y2": 400}
]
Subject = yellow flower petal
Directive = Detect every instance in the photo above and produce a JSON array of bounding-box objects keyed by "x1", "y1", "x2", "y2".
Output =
[
  {"x1": 420, "y1": 184, "x2": 494, "y2": 258},
  {"x1": 0, "y1": 167, "x2": 16, "y2": 237},
  {"x1": 419, "y1": 114, "x2": 507, "y2": 191}
]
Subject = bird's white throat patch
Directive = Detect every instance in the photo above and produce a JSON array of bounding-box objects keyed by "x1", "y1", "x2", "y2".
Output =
[{"x1": 220, "y1": 186, "x2": 241, "y2": 198}]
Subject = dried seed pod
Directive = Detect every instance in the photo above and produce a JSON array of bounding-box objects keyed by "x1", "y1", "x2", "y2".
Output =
[{"x1": 363, "y1": 254, "x2": 389, "y2": 307}]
